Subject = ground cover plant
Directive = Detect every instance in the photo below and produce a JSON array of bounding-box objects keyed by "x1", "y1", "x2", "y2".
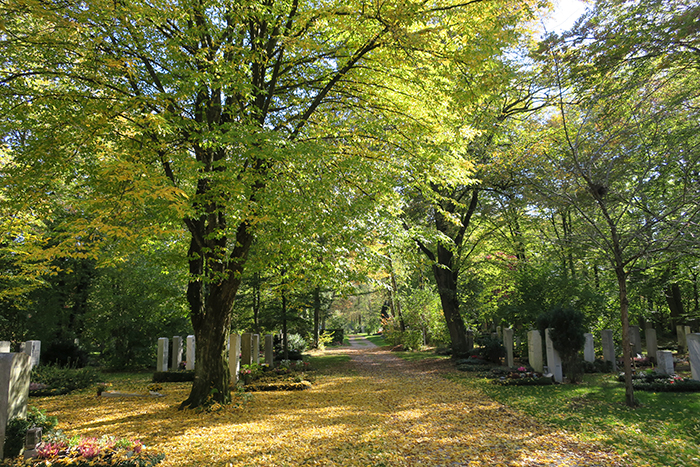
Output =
[{"x1": 449, "y1": 371, "x2": 700, "y2": 467}]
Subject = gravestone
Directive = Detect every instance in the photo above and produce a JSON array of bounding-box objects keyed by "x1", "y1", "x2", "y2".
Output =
[
  {"x1": 157, "y1": 338, "x2": 169, "y2": 372},
  {"x1": 466, "y1": 330, "x2": 474, "y2": 352},
  {"x1": 229, "y1": 334, "x2": 241, "y2": 382},
  {"x1": 496, "y1": 326, "x2": 502, "y2": 341},
  {"x1": 583, "y1": 333, "x2": 595, "y2": 363},
  {"x1": 687, "y1": 334, "x2": 700, "y2": 380},
  {"x1": 19, "y1": 340, "x2": 40, "y2": 369},
  {"x1": 629, "y1": 326, "x2": 642, "y2": 356},
  {"x1": 264, "y1": 335, "x2": 274, "y2": 365},
  {"x1": 657, "y1": 350, "x2": 675, "y2": 375},
  {"x1": 241, "y1": 333, "x2": 253, "y2": 366},
  {"x1": 0, "y1": 342, "x2": 9, "y2": 353},
  {"x1": 677, "y1": 325, "x2": 691, "y2": 353},
  {"x1": 601, "y1": 329, "x2": 616, "y2": 371},
  {"x1": 545, "y1": 328, "x2": 563, "y2": 383},
  {"x1": 527, "y1": 330, "x2": 543, "y2": 373},
  {"x1": 0, "y1": 353, "x2": 31, "y2": 459},
  {"x1": 171, "y1": 336, "x2": 183, "y2": 370},
  {"x1": 645, "y1": 328, "x2": 658, "y2": 362},
  {"x1": 186, "y1": 335, "x2": 195, "y2": 370},
  {"x1": 253, "y1": 334, "x2": 260, "y2": 364},
  {"x1": 503, "y1": 328, "x2": 514, "y2": 368}
]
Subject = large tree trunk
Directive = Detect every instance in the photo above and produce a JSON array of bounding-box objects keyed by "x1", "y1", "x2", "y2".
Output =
[
  {"x1": 179, "y1": 221, "x2": 254, "y2": 409},
  {"x1": 433, "y1": 243, "x2": 470, "y2": 357}
]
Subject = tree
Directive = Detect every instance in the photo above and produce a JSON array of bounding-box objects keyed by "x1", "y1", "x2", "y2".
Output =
[
  {"x1": 535, "y1": 1, "x2": 700, "y2": 403},
  {"x1": 1, "y1": 0, "x2": 537, "y2": 407}
]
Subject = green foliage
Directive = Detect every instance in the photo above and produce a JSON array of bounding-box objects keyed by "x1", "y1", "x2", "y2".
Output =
[
  {"x1": 316, "y1": 331, "x2": 335, "y2": 351},
  {"x1": 3, "y1": 418, "x2": 31, "y2": 459},
  {"x1": 475, "y1": 336, "x2": 505, "y2": 364},
  {"x1": 617, "y1": 373, "x2": 700, "y2": 393},
  {"x1": 31, "y1": 365, "x2": 101, "y2": 393},
  {"x1": 537, "y1": 306, "x2": 587, "y2": 383},
  {"x1": 151, "y1": 371, "x2": 195, "y2": 383}
]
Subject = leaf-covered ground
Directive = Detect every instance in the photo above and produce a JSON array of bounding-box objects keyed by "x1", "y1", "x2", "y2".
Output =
[{"x1": 32, "y1": 337, "x2": 626, "y2": 466}]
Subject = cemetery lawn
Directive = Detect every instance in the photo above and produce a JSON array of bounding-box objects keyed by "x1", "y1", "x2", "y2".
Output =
[{"x1": 448, "y1": 372, "x2": 700, "y2": 467}]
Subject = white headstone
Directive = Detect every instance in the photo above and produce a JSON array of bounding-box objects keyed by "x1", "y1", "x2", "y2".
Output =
[
  {"x1": 645, "y1": 328, "x2": 658, "y2": 362},
  {"x1": 19, "y1": 340, "x2": 40, "y2": 369},
  {"x1": 503, "y1": 328, "x2": 514, "y2": 368},
  {"x1": 545, "y1": 328, "x2": 563, "y2": 383},
  {"x1": 264, "y1": 334, "x2": 274, "y2": 365},
  {"x1": 229, "y1": 334, "x2": 241, "y2": 382},
  {"x1": 0, "y1": 353, "x2": 31, "y2": 459},
  {"x1": 527, "y1": 330, "x2": 543, "y2": 373},
  {"x1": 657, "y1": 350, "x2": 675, "y2": 375},
  {"x1": 186, "y1": 335, "x2": 195, "y2": 370},
  {"x1": 0, "y1": 342, "x2": 10, "y2": 353},
  {"x1": 601, "y1": 329, "x2": 616, "y2": 371},
  {"x1": 241, "y1": 333, "x2": 253, "y2": 366},
  {"x1": 629, "y1": 326, "x2": 642, "y2": 356},
  {"x1": 253, "y1": 334, "x2": 260, "y2": 364},
  {"x1": 583, "y1": 333, "x2": 595, "y2": 363},
  {"x1": 157, "y1": 338, "x2": 169, "y2": 372},
  {"x1": 687, "y1": 334, "x2": 700, "y2": 381},
  {"x1": 171, "y1": 336, "x2": 183, "y2": 370}
]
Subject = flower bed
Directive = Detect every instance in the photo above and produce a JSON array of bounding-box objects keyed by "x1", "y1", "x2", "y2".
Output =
[
  {"x1": 0, "y1": 435, "x2": 164, "y2": 467},
  {"x1": 618, "y1": 372, "x2": 700, "y2": 392},
  {"x1": 491, "y1": 367, "x2": 553, "y2": 386}
]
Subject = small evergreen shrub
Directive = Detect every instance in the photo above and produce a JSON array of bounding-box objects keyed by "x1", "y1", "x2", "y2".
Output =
[
  {"x1": 537, "y1": 306, "x2": 587, "y2": 383},
  {"x1": 31, "y1": 365, "x2": 100, "y2": 394},
  {"x1": 152, "y1": 370, "x2": 195, "y2": 383},
  {"x1": 475, "y1": 336, "x2": 505, "y2": 364}
]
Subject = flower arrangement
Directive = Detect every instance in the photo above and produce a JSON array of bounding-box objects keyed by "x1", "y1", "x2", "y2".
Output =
[
  {"x1": 96, "y1": 383, "x2": 112, "y2": 396},
  {"x1": 492, "y1": 366, "x2": 553, "y2": 386},
  {"x1": 618, "y1": 371, "x2": 700, "y2": 392}
]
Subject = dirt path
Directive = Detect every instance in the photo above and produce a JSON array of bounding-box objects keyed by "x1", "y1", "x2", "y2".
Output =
[{"x1": 32, "y1": 337, "x2": 629, "y2": 466}]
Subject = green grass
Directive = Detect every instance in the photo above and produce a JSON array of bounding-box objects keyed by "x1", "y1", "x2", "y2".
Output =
[
  {"x1": 393, "y1": 350, "x2": 451, "y2": 362},
  {"x1": 308, "y1": 354, "x2": 352, "y2": 373},
  {"x1": 448, "y1": 372, "x2": 700, "y2": 466},
  {"x1": 364, "y1": 334, "x2": 387, "y2": 347}
]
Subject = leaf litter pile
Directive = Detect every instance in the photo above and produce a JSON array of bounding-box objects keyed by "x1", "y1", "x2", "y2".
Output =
[{"x1": 33, "y1": 339, "x2": 626, "y2": 466}]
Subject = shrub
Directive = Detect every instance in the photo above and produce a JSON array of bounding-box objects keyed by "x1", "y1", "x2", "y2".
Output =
[
  {"x1": 475, "y1": 335, "x2": 505, "y2": 364},
  {"x1": 2, "y1": 407, "x2": 58, "y2": 459},
  {"x1": 537, "y1": 306, "x2": 587, "y2": 383},
  {"x1": 41, "y1": 341, "x2": 88, "y2": 368},
  {"x1": 152, "y1": 370, "x2": 195, "y2": 383},
  {"x1": 31, "y1": 365, "x2": 100, "y2": 394}
]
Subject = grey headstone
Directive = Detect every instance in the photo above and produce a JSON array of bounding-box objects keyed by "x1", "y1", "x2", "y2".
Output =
[
  {"x1": 466, "y1": 330, "x2": 474, "y2": 352},
  {"x1": 545, "y1": 328, "x2": 563, "y2": 383},
  {"x1": 583, "y1": 333, "x2": 595, "y2": 363},
  {"x1": 687, "y1": 334, "x2": 700, "y2": 381},
  {"x1": 601, "y1": 329, "x2": 616, "y2": 371},
  {"x1": 527, "y1": 330, "x2": 543, "y2": 373},
  {"x1": 186, "y1": 335, "x2": 195, "y2": 370},
  {"x1": 645, "y1": 328, "x2": 658, "y2": 362},
  {"x1": 157, "y1": 337, "x2": 169, "y2": 372},
  {"x1": 19, "y1": 340, "x2": 40, "y2": 369},
  {"x1": 229, "y1": 334, "x2": 241, "y2": 382},
  {"x1": 264, "y1": 335, "x2": 274, "y2": 365},
  {"x1": 0, "y1": 353, "x2": 31, "y2": 459},
  {"x1": 629, "y1": 326, "x2": 642, "y2": 356},
  {"x1": 496, "y1": 326, "x2": 502, "y2": 340},
  {"x1": 503, "y1": 328, "x2": 514, "y2": 368},
  {"x1": 253, "y1": 334, "x2": 260, "y2": 364},
  {"x1": 241, "y1": 333, "x2": 253, "y2": 366},
  {"x1": 171, "y1": 336, "x2": 183, "y2": 370},
  {"x1": 0, "y1": 342, "x2": 10, "y2": 353},
  {"x1": 657, "y1": 350, "x2": 675, "y2": 375},
  {"x1": 677, "y1": 325, "x2": 690, "y2": 352}
]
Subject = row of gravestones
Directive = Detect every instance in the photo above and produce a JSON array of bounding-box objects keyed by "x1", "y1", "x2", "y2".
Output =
[
  {"x1": 156, "y1": 334, "x2": 275, "y2": 382},
  {"x1": 511, "y1": 328, "x2": 700, "y2": 383}
]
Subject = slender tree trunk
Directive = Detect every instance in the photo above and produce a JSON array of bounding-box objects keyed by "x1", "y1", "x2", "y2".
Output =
[
  {"x1": 282, "y1": 293, "x2": 289, "y2": 361},
  {"x1": 615, "y1": 267, "x2": 636, "y2": 407},
  {"x1": 389, "y1": 258, "x2": 405, "y2": 331},
  {"x1": 313, "y1": 286, "x2": 321, "y2": 348}
]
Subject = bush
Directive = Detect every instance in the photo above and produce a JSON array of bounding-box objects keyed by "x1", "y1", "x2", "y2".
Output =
[
  {"x1": 31, "y1": 365, "x2": 100, "y2": 393},
  {"x1": 2, "y1": 407, "x2": 58, "y2": 459},
  {"x1": 41, "y1": 341, "x2": 88, "y2": 368},
  {"x1": 475, "y1": 335, "x2": 505, "y2": 364},
  {"x1": 152, "y1": 370, "x2": 195, "y2": 383},
  {"x1": 537, "y1": 306, "x2": 587, "y2": 383}
]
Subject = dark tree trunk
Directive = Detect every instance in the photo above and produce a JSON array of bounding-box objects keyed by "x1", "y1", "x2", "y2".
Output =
[
  {"x1": 433, "y1": 243, "x2": 470, "y2": 357},
  {"x1": 313, "y1": 286, "x2": 321, "y2": 348},
  {"x1": 282, "y1": 293, "x2": 289, "y2": 361},
  {"x1": 664, "y1": 281, "x2": 684, "y2": 330}
]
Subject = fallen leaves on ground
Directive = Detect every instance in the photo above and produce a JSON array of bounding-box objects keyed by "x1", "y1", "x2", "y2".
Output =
[{"x1": 32, "y1": 342, "x2": 628, "y2": 466}]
